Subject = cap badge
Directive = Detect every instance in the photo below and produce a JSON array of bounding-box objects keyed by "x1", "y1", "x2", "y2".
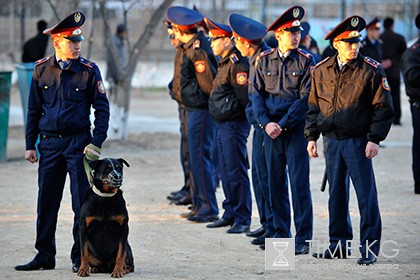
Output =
[
  {"x1": 293, "y1": 8, "x2": 300, "y2": 18},
  {"x1": 349, "y1": 30, "x2": 359, "y2": 37},
  {"x1": 292, "y1": 20, "x2": 300, "y2": 27},
  {"x1": 74, "y1": 12, "x2": 81, "y2": 23},
  {"x1": 72, "y1": 28, "x2": 82, "y2": 35},
  {"x1": 351, "y1": 17, "x2": 359, "y2": 27}
]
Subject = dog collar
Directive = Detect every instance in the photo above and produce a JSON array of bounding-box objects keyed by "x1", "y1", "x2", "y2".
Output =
[{"x1": 92, "y1": 185, "x2": 117, "y2": 197}]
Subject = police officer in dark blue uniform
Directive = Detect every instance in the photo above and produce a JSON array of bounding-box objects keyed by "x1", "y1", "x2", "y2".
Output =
[
  {"x1": 361, "y1": 17, "x2": 383, "y2": 62},
  {"x1": 166, "y1": 6, "x2": 219, "y2": 223},
  {"x1": 228, "y1": 13, "x2": 272, "y2": 240},
  {"x1": 15, "y1": 12, "x2": 110, "y2": 272},
  {"x1": 306, "y1": 16, "x2": 394, "y2": 265},
  {"x1": 252, "y1": 6, "x2": 314, "y2": 254},
  {"x1": 203, "y1": 17, "x2": 252, "y2": 234}
]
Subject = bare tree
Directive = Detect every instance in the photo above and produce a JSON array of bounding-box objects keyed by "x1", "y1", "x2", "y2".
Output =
[{"x1": 99, "y1": 0, "x2": 174, "y2": 140}]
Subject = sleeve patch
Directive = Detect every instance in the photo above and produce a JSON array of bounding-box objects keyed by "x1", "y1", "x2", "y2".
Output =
[
  {"x1": 194, "y1": 60, "x2": 206, "y2": 73},
  {"x1": 236, "y1": 72, "x2": 248, "y2": 85},
  {"x1": 97, "y1": 80, "x2": 106, "y2": 94},
  {"x1": 382, "y1": 77, "x2": 390, "y2": 91}
]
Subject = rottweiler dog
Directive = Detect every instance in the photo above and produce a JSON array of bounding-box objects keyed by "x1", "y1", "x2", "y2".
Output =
[{"x1": 77, "y1": 158, "x2": 134, "y2": 278}]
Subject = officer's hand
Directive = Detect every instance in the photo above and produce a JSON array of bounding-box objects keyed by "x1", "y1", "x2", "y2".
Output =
[
  {"x1": 25, "y1": 150, "x2": 38, "y2": 163},
  {"x1": 83, "y1": 143, "x2": 101, "y2": 161},
  {"x1": 365, "y1": 141, "x2": 379, "y2": 159},
  {"x1": 307, "y1": 141, "x2": 318, "y2": 158},
  {"x1": 265, "y1": 122, "x2": 282, "y2": 139}
]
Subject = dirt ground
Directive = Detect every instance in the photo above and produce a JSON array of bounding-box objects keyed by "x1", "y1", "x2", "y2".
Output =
[{"x1": 0, "y1": 86, "x2": 419, "y2": 280}]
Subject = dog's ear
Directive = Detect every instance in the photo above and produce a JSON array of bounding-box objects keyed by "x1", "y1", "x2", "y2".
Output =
[
  {"x1": 118, "y1": 158, "x2": 130, "y2": 167},
  {"x1": 88, "y1": 159, "x2": 101, "y2": 169}
]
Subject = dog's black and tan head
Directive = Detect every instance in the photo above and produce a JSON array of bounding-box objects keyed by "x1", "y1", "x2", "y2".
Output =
[{"x1": 89, "y1": 158, "x2": 130, "y2": 194}]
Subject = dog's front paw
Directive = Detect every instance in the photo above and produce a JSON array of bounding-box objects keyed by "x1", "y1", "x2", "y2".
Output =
[
  {"x1": 77, "y1": 266, "x2": 90, "y2": 277},
  {"x1": 111, "y1": 266, "x2": 126, "y2": 278}
]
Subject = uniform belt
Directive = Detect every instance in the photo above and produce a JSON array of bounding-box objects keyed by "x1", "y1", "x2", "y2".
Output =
[{"x1": 40, "y1": 130, "x2": 88, "y2": 138}]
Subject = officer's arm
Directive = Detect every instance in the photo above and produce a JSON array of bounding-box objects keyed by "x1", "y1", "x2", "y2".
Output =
[
  {"x1": 278, "y1": 57, "x2": 315, "y2": 129},
  {"x1": 25, "y1": 70, "x2": 43, "y2": 151},
  {"x1": 402, "y1": 50, "x2": 420, "y2": 88},
  {"x1": 368, "y1": 68, "x2": 395, "y2": 144},
  {"x1": 304, "y1": 73, "x2": 321, "y2": 142},
  {"x1": 251, "y1": 63, "x2": 271, "y2": 128},
  {"x1": 230, "y1": 62, "x2": 250, "y2": 107},
  {"x1": 194, "y1": 50, "x2": 216, "y2": 95},
  {"x1": 90, "y1": 66, "x2": 110, "y2": 148}
]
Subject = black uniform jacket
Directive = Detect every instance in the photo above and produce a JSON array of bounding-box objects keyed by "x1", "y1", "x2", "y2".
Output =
[
  {"x1": 401, "y1": 40, "x2": 420, "y2": 102},
  {"x1": 180, "y1": 32, "x2": 218, "y2": 109},
  {"x1": 209, "y1": 47, "x2": 249, "y2": 123},
  {"x1": 305, "y1": 54, "x2": 394, "y2": 144}
]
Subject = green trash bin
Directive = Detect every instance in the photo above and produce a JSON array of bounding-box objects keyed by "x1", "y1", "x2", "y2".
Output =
[
  {"x1": 15, "y1": 62, "x2": 35, "y2": 127},
  {"x1": 0, "y1": 71, "x2": 12, "y2": 162}
]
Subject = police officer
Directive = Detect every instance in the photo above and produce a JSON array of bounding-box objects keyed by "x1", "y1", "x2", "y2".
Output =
[
  {"x1": 163, "y1": 20, "x2": 193, "y2": 207},
  {"x1": 401, "y1": 13, "x2": 420, "y2": 194},
  {"x1": 252, "y1": 6, "x2": 314, "y2": 254},
  {"x1": 166, "y1": 6, "x2": 219, "y2": 223},
  {"x1": 305, "y1": 16, "x2": 394, "y2": 265},
  {"x1": 380, "y1": 17, "x2": 407, "y2": 125},
  {"x1": 361, "y1": 17, "x2": 383, "y2": 62},
  {"x1": 203, "y1": 17, "x2": 251, "y2": 234},
  {"x1": 15, "y1": 12, "x2": 110, "y2": 272},
  {"x1": 228, "y1": 13, "x2": 272, "y2": 240},
  {"x1": 299, "y1": 22, "x2": 322, "y2": 63}
]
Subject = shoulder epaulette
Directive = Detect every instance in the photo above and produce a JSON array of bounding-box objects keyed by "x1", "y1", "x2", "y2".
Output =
[
  {"x1": 35, "y1": 56, "x2": 49, "y2": 66},
  {"x1": 193, "y1": 39, "x2": 201, "y2": 50},
  {"x1": 297, "y1": 48, "x2": 311, "y2": 60},
  {"x1": 364, "y1": 57, "x2": 379, "y2": 68},
  {"x1": 229, "y1": 53, "x2": 239, "y2": 64},
  {"x1": 259, "y1": 48, "x2": 275, "y2": 58},
  {"x1": 80, "y1": 58, "x2": 96, "y2": 68},
  {"x1": 315, "y1": 57, "x2": 329, "y2": 68}
]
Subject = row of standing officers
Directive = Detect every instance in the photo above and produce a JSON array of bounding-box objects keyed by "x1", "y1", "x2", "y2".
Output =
[{"x1": 164, "y1": 5, "x2": 397, "y2": 266}]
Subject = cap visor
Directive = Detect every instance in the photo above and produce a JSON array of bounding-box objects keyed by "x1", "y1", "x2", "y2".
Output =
[
  {"x1": 341, "y1": 36, "x2": 362, "y2": 43},
  {"x1": 65, "y1": 35, "x2": 84, "y2": 42},
  {"x1": 284, "y1": 26, "x2": 303, "y2": 32}
]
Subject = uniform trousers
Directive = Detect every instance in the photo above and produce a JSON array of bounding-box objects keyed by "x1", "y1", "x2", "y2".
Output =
[
  {"x1": 35, "y1": 132, "x2": 91, "y2": 264},
  {"x1": 187, "y1": 109, "x2": 218, "y2": 216},
  {"x1": 264, "y1": 121, "x2": 312, "y2": 245},
  {"x1": 216, "y1": 120, "x2": 252, "y2": 226},
  {"x1": 323, "y1": 136, "x2": 382, "y2": 255}
]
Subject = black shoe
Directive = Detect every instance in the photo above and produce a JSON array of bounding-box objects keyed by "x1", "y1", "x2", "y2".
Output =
[
  {"x1": 167, "y1": 190, "x2": 189, "y2": 201},
  {"x1": 206, "y1": 218, "x2": 234, "y2": 228},
  {"x1": 312, "y1": 248, "x2": 350, "y2": 259},
  {"x1": 246, "y1": 226, "x2": 265, "y2": 238},
  {"x1": 226, "y1": 224, "x2": 250, "y2": 234},
  {"x1": 259, "y1": 244, "x2": 265, "y2": 250},
  {"x1": 72, "y1": 261, "x2": 80, "y2": 273},
  {"x1": 15, "y1": 259, "x2": 55, "y2": 271},
  {"x1": 251, "y1": 231, "x2": 273, "y2": 245},
  {"x1": 187, "y1": 214, "x2": 219, "y2": 223},
  {"x1": 357, "y1": 254, "x2": 377, "y2": 265},
  {"x1": 295, "y1": 244, "x2": 310, "y2": 255},
  {"x1": 172, "y1": 195, "x2": 192, "y2": 206}
]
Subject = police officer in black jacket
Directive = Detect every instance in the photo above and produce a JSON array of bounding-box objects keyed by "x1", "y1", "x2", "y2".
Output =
[
  {"x1": 204, "y1": 17, "x2": 252, "y2": 234},
  {"x1": 166, "y1": 6, "x2": 219, "y2": 223},
  {"x1": 401, "y1": 13, "x2": 420, "y2": 194},
  {"x1": 306, "y1": 16, "x2": 394, "y2": 265},
  {"x1": 15, "y1": 12, "x2": 110, "y2": 273}
]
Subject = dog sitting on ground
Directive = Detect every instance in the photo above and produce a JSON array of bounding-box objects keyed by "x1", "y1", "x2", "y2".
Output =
[{"x1": 77, "y1": 158, "x2": 134, "y2": 278}]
